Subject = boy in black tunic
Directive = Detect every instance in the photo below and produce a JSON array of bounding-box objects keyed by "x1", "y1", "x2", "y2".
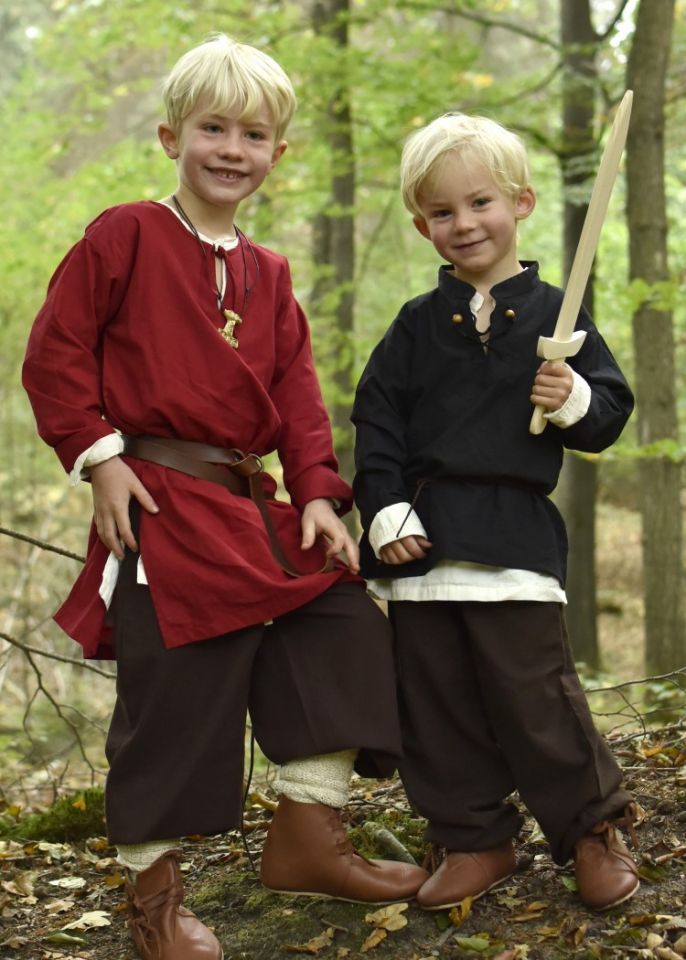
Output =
[{"x1": 352, "y1": 112, "x2": 639, "y2": 912}]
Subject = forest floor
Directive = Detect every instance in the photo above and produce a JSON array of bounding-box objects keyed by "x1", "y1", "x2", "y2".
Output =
[{"x1": 2, "y1": 502, "x2": 686, "y2": 960}]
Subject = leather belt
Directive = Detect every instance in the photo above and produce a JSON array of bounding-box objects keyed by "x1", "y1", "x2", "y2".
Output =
[{"x1": 121, "y1": 435, "x2": 332, "y2": 578}]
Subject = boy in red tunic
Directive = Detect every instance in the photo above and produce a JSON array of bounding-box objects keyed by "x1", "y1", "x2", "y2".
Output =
[{"x1": 23, "y1": 34, "x2": 426, "y2": 960}]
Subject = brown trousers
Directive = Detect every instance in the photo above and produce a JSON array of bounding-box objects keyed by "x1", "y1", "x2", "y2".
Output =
[
  {"x1": 389, "y1": 600, "x2": 631, "y2": 865},
  {"x1": 105, "y1": 546, "x2": 401, "y2": 844}
]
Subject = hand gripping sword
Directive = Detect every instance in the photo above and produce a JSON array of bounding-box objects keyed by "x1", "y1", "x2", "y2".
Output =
[{"x1": 529, "y1": 90, "x2": 633, "y2": 435}]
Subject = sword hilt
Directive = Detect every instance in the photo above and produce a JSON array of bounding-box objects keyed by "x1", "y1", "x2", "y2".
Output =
[{"x1": 528, "y1": 329, "x2": 587, "y2": 435}]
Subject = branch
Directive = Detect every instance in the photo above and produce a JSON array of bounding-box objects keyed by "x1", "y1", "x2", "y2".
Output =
[
  {"x1": 585, "y1": 666, "x2": 686, "y2": 694},
  {"x1": 393, "y1": 1, "x2": 559, "y2": 51},
  {"x1": 597, "y1": 0, "x2": 634, "y2": 43},
  {"x1": 0, "y1": 631, "x2": 116, "y2": 679},
  {"x1": 0, "y1": 525, "x2": 85, "y2": 563}
]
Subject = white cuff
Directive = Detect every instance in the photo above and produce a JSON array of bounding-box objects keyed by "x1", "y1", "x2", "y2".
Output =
[
  {"x1": 70, "y1": 433, "x2": 124, "y2": 485},
  {"x1": 544, "y1": 369, "x2": 591, "y2": 428},
  {"x1": 369, "y1": 503, "x2": 428, "y2": 558}
]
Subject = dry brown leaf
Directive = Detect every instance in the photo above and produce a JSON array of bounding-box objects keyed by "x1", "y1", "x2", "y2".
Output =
[
  {"x1": 448, "y1": 896, "x2": 473, "y2": 927},
  {"x1": 282, "y1": 928, "x2": 335, "y2": 954},
  {"x1": 103, "y1": 871, "x2": 126, "y2": 888},
  {"x1": 656, "y1": 949, "x2": 683, "y2": 960},
  {"x1": 62, "y1": 910, "x2": 112, "y2": 931},
  {"x1": 535, "y1": 925, "x2": 561, "y2": 938},
  {"x1": 673, "y1": 933, "x2": 686, "y2": 955},
  {"x1": 573, "y1": 923, "x2": 588, "y2": 946},
  {"x1": 337, "y1": 949, "x2": 351, "y2": 959},
  {"x1": 364, "y1": 902, "x2": 408, "y2": 930},
  {"x1": 45, "y1": 898, "x2": 75, "y2": 914},
  {"x1": 360, "y1": 928, "x2": 387, "y2": 952},
  {"x1": 249, "y1": 791, "x2": 278, "y2": 811}
]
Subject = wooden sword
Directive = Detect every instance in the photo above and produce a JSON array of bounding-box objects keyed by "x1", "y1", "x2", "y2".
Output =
[{"x1": 529, "y1": 89, "x2": 633, "y2": 435}]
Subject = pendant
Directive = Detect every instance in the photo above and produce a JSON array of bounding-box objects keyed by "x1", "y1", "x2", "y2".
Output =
[{"x1": 218, "y1": 309, "x2": 242, "y2": 348}]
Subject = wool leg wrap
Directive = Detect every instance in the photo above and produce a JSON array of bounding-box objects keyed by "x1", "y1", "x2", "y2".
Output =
[
  {"x1": 117, "y1": 839, "x2": 179, "y2": 873},
  {"x1": 274, "y1": 749, "x2": 357, "y2": 809}
]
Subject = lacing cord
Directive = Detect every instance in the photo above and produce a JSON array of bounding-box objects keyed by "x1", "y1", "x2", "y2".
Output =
[
  {"x1": 126, "y1": 864, "x2": 183, "y2": 951},
  {"x1": 239, "y1": 730, "x2": 258, "y2": 874}
]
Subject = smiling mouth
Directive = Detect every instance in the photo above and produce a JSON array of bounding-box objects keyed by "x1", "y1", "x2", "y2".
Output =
[
  {"x1": 210, "y1": 169, "x2": 246, "y2": 180},
  {"x1": 456, "y1": 239, "x2": 486, "y2": 252}
]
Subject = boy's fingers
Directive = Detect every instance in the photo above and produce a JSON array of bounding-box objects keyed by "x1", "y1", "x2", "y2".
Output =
[{"x1": 132, "y1": 481, "x2": 159, "y2": 515}]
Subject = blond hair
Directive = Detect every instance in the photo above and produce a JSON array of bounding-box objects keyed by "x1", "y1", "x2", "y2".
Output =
[
  {"x1": 400, "y1": 113, "x2": 530, "y2": 217},
  {"x1": 162, "y1": 34, "x2": 296, "y2": 142}
]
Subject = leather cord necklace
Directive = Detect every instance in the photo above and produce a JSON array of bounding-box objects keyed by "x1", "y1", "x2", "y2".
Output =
[{"x1": 170, "y1": 194, "x2": 259, "y2": 348}]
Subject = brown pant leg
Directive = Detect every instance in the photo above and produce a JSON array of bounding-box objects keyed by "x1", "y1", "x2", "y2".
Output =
[
  {"x1": 462, "y1": 601, "x2": 630, "y2": 864},
  {"x1": 390, "y1": 600, "x2": 524, "y2": 852},
  {"x1": 249, "y1": 582, "x2": 402, "y2": 777},
  {"x1": 105, "y1": 545, "x2": 265, "y2": 844}
]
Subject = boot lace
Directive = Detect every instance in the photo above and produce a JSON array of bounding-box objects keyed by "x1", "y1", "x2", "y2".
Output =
[{"x1": 126, "y1": 858, "x2": 184, "y2": 956}]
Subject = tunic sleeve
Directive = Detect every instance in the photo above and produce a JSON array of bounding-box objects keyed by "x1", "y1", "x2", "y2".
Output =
[
  {"x1": 352, "y1": 308, "x2": 415, "y2": 534},
  {"x1": 560, "y1": 308, "x2": 634, "y2": 453},
  {"x1": 22, "y1": 210, "x2": 135, "y2": 473},
  {"x1": 269, "y1": 261, "x2": 353, "y2": 512}
]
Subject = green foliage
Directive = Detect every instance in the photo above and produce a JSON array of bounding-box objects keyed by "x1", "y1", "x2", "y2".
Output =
[{"x1": 1, "y1": 787, "x2": 106, "y2": 842}]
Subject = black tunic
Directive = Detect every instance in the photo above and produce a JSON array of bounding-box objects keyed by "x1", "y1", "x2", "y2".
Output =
[{"x1": 352, "y1": 262, "x2": 634, "y2": 585}]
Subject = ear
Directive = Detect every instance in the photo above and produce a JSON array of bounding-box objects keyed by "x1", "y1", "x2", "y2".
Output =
[
  {"x1": 413, "y1": 216, "x2": 431, "y2": 240},
  {"x1": 268, "y1": 140, "x2": 288, "y2": 171},
  {"x1": 515, "y1": 186, "x2": 536, "y2": 221},
  {"x1": 158, "y1": 123, "x2": 180, "y2": 160}
]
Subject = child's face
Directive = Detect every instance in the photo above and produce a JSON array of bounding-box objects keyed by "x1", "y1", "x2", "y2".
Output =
[
  {"x1": 158, "y1": 97, "x2": 287, "y2": 217},
  {"x1": 413, "y1": 153, "x2": 535, "y2": 287}
]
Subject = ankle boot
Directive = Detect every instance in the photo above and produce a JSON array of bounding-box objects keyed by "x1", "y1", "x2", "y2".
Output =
[
  {"x1": 126, "y1": 849, "x2": 223, "y2": 960},
  {"x1": 573, "y1": 809, "x2": 640, "y2": 911},
  {"x1": 260, "y1": 798, "x2": 428, "y2": 903},
  {"x1": 417, "y1": 840, "x2": 516, "y2": 910}
]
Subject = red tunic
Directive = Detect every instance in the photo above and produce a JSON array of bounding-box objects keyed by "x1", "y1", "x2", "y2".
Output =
[{"x1": 23, "y1": 201, "x2": 355, "y2": 658}]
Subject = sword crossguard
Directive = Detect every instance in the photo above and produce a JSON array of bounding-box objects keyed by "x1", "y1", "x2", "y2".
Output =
[
  {"x1": 536, "y1": 329, "x2": 587, "y2": 361},
  {"x1": 529, "y1": 329, "x2": 588, "y2": 435}
]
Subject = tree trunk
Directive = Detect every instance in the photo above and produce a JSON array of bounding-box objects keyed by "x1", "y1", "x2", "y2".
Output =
[
  {"x1": 555, "y1": 0, "x2": 600, "y2": 668},
  {"x1": 625, "y1": 0, "x2": 682, "y2": 671},
  {"x1": 310, "y1": 0, "x2": 356, "y2": 486}
]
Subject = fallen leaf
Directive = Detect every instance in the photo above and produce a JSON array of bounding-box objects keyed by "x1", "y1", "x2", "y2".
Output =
[
  {"x1": 656, "y1": 949, "x2": 683, "y2": 960},
  {"x1": 48, "y1": 876, "x2": 87, "y2": 890},
  {"x1": 43, "y1": 931, "x2": 88, "y2": 945},
  {"x1": 448, "y1": 896, "x2": 473, "y2": 927},
  {"x1": 364, "y1": 902, "x2": 408, "y2": 931},
  {"x1": 573, "y1": 923, "x2": 588, "y2": 945},
  {"x1": 282, "y1": 928, "x2": 334, "y2": 954},
  {"x1": 62, "y1": 910, "x2": 112, "y2": 931},
  {"x1": 360, "y1": 928, "x2": 387, "y2": 952},
  {"x1": 337, "y1": 949, "x2": 351, "y2": 959},
  {"x1": 45, "y1": 899, "x2": 75, "y2": 914},
  {"x1": 0, "y1": 935, "x2": 30, "y2": 950},
  {"x1": 453, "y1": 934, "x2": 492, "y2": 952}
]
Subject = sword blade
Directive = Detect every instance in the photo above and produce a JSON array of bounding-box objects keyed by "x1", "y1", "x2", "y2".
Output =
[{"x1": 551, "y1": 89, "x2": 633, "y2": 343}]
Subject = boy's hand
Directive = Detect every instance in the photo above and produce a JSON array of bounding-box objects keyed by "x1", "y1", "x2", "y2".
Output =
[
  {"x1": 301, "y1": 498, "x2": 360, "y2": 574},
  {"x1": 530, "y1": 360, "x2": 574, "y2": 412},
  {"x1": 90, "y1": 456, "x2": 159, "y2": 559},
  {"x1": 379, "y1": 535, "x2": 432, "y2": 565}
]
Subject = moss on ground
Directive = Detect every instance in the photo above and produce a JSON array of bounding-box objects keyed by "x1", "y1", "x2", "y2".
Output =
[{"x1": 0, "y1": 786, "x2": 106, "y2": 841}]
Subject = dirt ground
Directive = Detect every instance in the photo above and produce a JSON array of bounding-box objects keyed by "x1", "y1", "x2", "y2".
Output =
[
  {"x1": 2, "y1": 502, "x2": 685, "y2": 959},
  {"x1": 2, "y1": 744, "x2": 686, "y2": 960}
]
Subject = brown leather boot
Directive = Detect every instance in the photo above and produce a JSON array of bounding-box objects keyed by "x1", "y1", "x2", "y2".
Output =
[
  {"x1": 416, "y1": 840, "x2": 516, "y2": 910},
  {"x1": 126, "y1": 849, "x2": 223, "y2": 959},
  {"x1": 260, "y1": 798, "x2": 428, "y2": 903},
  {"x1": 574, "y1": 809, "x2": 640, "y2": 911}
]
